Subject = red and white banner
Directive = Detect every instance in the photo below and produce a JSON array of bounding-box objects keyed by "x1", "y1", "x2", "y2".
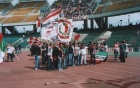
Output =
[
  {"x1": 41, "y1": 21, "x2": 58, "y2": 42},
  {"x1": 58, "y1": 18, "x2": 73, "y2": 42},
  {"x1": 42, "y1": 8, "x2": 62, "y2": 24},
  {"x1": 27, "y1": 37, "x2": 42, "y2": 47},
  {"x1": 72, "y1": 32, "x2": 88, "y2": 42}
]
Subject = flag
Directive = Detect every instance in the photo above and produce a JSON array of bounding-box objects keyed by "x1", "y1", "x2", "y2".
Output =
[
  {"x1": 0, "y1": 50, "x2": 5, "y2": 63},
  {"x1": 0, "y1": 33, "x2": 3, "y2": 43},
  {"x1": 36, "y1": 17, "x2": 41, "y2": 28},
  {"x1": 42, "y1": 8, "x2": 62, "y2": 24},
  {"x1": 41, "y1": 21, "x2": 58, "y2": 42},
  {"x1": 27, "y1": 37, "x2": 42, "y2": 47},
  {"x1": 99, "y1": 31, "x2": 112, "y2": 39},
  {"x1": 58, "y1": 18, "x2": 73, "y2": 42},
  {"x1": 72, "y1": 32, "x2": 88, "y2": 42}
]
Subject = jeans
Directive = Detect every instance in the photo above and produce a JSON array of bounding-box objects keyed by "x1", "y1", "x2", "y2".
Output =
[
  {"x1": 42, "y1": 52, "x2": 47, "y2": 64},
  {"x1": 58, "y1": 57, "x2": 62, "y2": 70},
  {"x1": 78, "y1": 55, "x2": 81, "y2": 65},
  {"x1": 34, "y1": 55, "x2": 39, "y2": 69},
  {"x1": 114, "y1": 53, "x2": 118, "y2": 60},
  {"x1": 64, "y1": 55, "x2": 68, "y2": 68},
  {"x1": 69, "y1": 53, "x2": 73, "y2": 66},
  {"x1": 47, "y1": 56, "x2": 52, "y2": 70}
]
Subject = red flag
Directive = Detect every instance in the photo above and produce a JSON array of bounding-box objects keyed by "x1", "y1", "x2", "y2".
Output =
[
  {"x1": 36, "y1": 17, "x2": 41, "y2": 27},
  {"x1": 0, "y1": 33, "x2": 3, "y2": 43}
]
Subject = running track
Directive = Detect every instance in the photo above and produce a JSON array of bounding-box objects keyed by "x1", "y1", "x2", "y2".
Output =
[{"x1": 0, "y1": 51, "x2": 140, "y2": 88}]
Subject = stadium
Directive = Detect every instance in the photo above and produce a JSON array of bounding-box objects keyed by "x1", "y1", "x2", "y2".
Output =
[{"x1": 0, "y1": 0, "x2": 140, "y2": 88}]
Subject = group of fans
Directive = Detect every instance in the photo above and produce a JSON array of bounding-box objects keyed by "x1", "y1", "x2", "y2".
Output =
[
  {"x1": 50, "y1": 0, "x2": 93, "y2": 21},
  {"x1": 30, "y1": 41, "x2": 108, "y2": 71},
  {"x1": 4, "y1": 39, "x2": 131, "y2": 71}
]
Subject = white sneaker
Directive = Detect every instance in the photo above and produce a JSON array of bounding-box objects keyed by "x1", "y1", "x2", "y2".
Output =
[
  {"x1": 58, "y1": 69, "x2": 61, "y2": 71},
  {"x1": 60, "y1": 68, "x2": 63, "y2": 70},
  {"x1": 35, "y1": 68, "x2": 38, "y2": 71}
]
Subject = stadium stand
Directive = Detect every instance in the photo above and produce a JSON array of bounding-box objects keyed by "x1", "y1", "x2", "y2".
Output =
[
  {"x1": 24, "y1": 15, "x2": 39, "y2": 22},
  {"x1": 93, "y1": 5, "x2": 105, "y2": 14},
  {"x1": 0, "y1": 17, "x2": 5, "y2": 23},
  {"x1": 51, "y1": 0, "x2": 93, "y2": 21},
  {"x1": 13, "y1": 8, "x2": 35, "y2": 15},
  {"x1": 3, "y1": 16, "x2": 26, "y2": 24},
  {"x1": 0, "y1": 3, "x2": 9, "y2": 11},
  {"x1": 106, "y1": 0, "x2": 140, "y2": 12}
]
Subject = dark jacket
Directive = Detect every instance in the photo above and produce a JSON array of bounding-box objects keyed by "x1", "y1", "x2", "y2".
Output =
[
  {"x1": 52, "y1": 46, "x2": 59, "y2": 57},
  {"x1": 32, "y1": 45, "x2": 41, "y2": 55}
]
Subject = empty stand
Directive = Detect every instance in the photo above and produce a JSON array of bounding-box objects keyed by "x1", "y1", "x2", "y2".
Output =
[
  {"x1": 3, "y1": 16, "x2": 26, "y2": 24},
  {"x1": 13, "y1": 8, "x2": 35, "y2": 15},
  {"x1": 106, "y1": 0, "x2": 140, "y2": 12},
  {"x1": 24, "y1": 15, "x2": 38, "y2": 22},
  {"x1": 0, "y1": 17, "x2": 5, "y2": 23}
]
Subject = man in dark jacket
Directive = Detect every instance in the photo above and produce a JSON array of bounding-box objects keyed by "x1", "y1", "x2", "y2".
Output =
[
  {"x1": 119, "y1": 41, "x2": 126, "y2": 63},
  {"x1": 52, "y1": 43, "x2": 59, "y2": 70},
  {"x1": 32, "y1": 42, "x2": 41, "y2": 70}
]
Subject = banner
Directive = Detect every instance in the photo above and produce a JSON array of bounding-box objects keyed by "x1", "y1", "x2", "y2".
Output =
[
  {"x1": 58, "y1": 18, "x2": 73, "y2": 42},
  {"x1": 41, "y1": 21, "x2": 58, "y2": 42}
]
